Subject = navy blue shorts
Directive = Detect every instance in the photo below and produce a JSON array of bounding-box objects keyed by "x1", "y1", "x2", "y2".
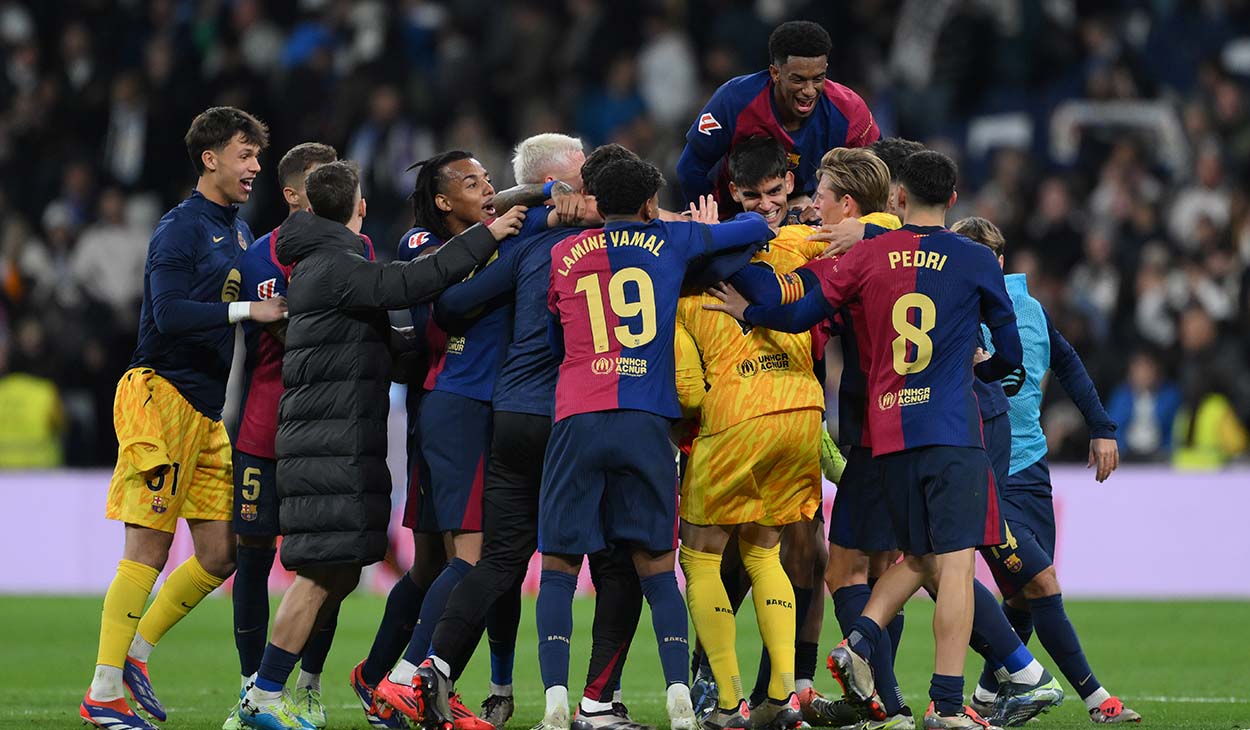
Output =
[
  {"x1": 982, "y1": 412, "x2": 1012, "y2": 492},
  {"x1": 402, "y1": 389, "x2": 428, "y2": 530},
  {"x1": 539, "y1": 411, "x2": 678, "y2": 556},
  {"x1": 828, "y1": 446, "x2": 897, "y2": 552},
  {"x1": 877, "y1": 445, "x2": 1004, "y2": 556},
  {"x1": 417, "y1": 390, "x2": 491, "y2": 533},
  {"x1": 980, "y1": 458, "x2": 1056, "y2": 596},
  {"x1": 233, "y1": 451, "x2": 280, "y2": 536}
]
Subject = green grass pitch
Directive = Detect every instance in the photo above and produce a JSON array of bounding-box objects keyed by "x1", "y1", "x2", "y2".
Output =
[{"x1": 2, "y1": 595, "x2": 1247, "y2": 729}]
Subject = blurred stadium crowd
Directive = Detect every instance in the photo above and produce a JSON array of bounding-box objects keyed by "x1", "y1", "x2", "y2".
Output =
[{"x1": 1, "y1": 0, "x2": 1248, "y2": 468}]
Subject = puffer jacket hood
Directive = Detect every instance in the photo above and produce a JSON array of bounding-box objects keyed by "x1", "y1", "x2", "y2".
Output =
[{"x1": 275, "y1": 210, "x2": 365, "y2": 266}]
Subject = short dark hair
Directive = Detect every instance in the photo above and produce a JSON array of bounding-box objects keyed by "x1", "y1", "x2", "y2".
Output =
[
  {"x1": 951, "y1": 216, "x2": 1006, "y2": 257},
  {"x1": 869, "y1": 137, "x2": 926, "y2": 182},
  {"x1": 768, "y1": 21, "x2": 831, "y2": 66},
  {"x1": 278, "y1": 142, "x2": 337, "y2": 190},
  {"x1": 728, "y1": 136, "x2": 789, "y2": 188},
  {"x1": 184, "y1": 106, "x2": 269, "y2": 176},
  {"x1": 408, "y1": 150, "x2": 474, "y2": 241},
  {"x1": 581, "y1": 143, "x2": 639, "y2": 197},
  {"x1": 305, "y1": 160, "x2": 360, "y2": 225},
  {"x1": 594, "y1": 158, "x2": 664, "y2": 216},
  {"x1": 898, "y1": 150, "x2": 957, "y2": 207}
]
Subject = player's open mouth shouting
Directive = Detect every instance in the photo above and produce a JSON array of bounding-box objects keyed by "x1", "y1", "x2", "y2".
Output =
[{"x1": 482, "y1": 195, "x2": 496, "y2": 217}]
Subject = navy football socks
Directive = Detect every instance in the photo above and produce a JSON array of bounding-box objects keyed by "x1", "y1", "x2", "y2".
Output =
[
  {"x1": 300, "y1": 603, "x2": 338, "y2": 675},
  {"x1": 536, "y1": 570, "x2": 578, "y2": 689},
  {"x1": 255, "y1": 643, "x2": 300, "y2": 693},
  {"x1": 929, "y1": 673, "x2": 964, "y2": 716},
  {"x1": 1030, "y1": 594, "x2": 1101, "y2": 699},
  {"x1": 403, "y1": 558, "x2": 472, "y2": 665},
  {"x1": 487, "y1": 580, "x2": 522, "y2": 689},
  {"x1": 833, "y1": 585, "x2": 903, "y2": 713},
  {"x1": 233, "y1": 545, "x2": 276, "y2": 678},
  {"x1": 362, "y1": 573, "x2": 426, "y2": 685},
  {"x1": 640, "y1": 572, "x2": 689, "y2": 687},
  {"x1": 969, "y1": 579, "x2": 1030, "y2": 671}
]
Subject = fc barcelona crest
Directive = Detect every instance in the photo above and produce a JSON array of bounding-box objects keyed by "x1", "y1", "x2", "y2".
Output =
[
  {"x1": 151, "y1": 496, "x2": 168, "y2": 514},
  {"x1": 240, "y1": 504, "x2": 259, "y2": 522}
]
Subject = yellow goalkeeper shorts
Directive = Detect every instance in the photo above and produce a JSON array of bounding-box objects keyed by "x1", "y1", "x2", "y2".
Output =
[
  {"x1": 105, "y1": 368, "x2": 233, "y2": 532},
  {"x1": 680, "y1": 408, "x2": 822, "y2": 527}
]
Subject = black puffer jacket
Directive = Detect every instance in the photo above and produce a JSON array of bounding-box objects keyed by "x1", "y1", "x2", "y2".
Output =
[{"x1": 274, "y1": 211, "x2": 497, "y2": 569}]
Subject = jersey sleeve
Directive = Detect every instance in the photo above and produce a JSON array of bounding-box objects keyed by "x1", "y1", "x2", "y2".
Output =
[
  {"x1": 685, "y1": 212, "x2": 773, "y2": 262},
  {"x1": 677, "y1": 81, "x2": 740, "y2": 203},
  {"x1": 972, "y1": 254, "x2": 1023, "y2": 382},
  {"x1": 148, "y1": 220, "x2": 229, "y2": 333},
  {"x1": 1044, "y1": 307, "x2": 1117, "y2": 439},
  {"x1": 825, "y1": 82, "x2": 880, "y2": 148},
  {"x1": 434, "y1": 238, "x2": 522, "y2": 321},
  {"x1": 743, "y1": 287, "x2": 831, "y2": 333},
  {"x1": 673, "y1": 309, "x2": 706, "y2": 417}
]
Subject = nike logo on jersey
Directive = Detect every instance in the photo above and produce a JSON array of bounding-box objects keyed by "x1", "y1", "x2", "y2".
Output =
[
  {"x1": 697, "y1": 112, "x2": 721, "y2": 135},
  {"x1": 180, "y1": 602, "x2": 194, "y2": 609},
  {"x1": 127, "y1": 612, "x2": 142, "y2": 619},
  {"x1": 213, "y1": 235, "x2": 225, "y2": 243}
]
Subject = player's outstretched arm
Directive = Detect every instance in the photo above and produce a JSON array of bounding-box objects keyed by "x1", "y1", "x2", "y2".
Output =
[
  {"x1": 700, "y1": 211, "x2": 774, "y2": 256},
  {"x1": 149, "y1": 233, "x2": 286, "y2": 331},
  {"x1": 1043, "y1": 307, "x2": 1119, "y2": 481},
  {"x1": 704, "y1": 282, "x2": 828, "y2": 334},
  {"x1": 337, "y1": 220, "x2": 507, "y2": 310}
]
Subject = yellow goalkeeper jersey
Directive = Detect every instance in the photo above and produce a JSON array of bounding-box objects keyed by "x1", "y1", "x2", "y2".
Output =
[{"x1": 675, "y1": 224, "x2": 827, "y2": 435}]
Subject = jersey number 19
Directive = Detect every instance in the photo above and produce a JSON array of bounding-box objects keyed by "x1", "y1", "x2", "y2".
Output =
[{"x1": 574, "y1": 267, "x2": 657, "y2": 353}]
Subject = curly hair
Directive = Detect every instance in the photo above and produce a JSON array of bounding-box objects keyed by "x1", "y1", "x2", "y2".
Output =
[
  {"x1": 593, "y1": 158, "x2": 665, "y2": 216},
  {"x1": 768, "y1": 21, "x2": 832, "y2": 66}
]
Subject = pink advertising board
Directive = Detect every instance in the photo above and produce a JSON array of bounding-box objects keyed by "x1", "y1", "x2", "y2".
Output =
[{"x1": 2, "y1": 466, "x2": 1247, "y2": 597}]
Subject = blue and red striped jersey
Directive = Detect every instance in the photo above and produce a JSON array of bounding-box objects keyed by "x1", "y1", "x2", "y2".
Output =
[
  {"x1": 809, "y1": 225, "x2": 1020, "y2": 455},
  {"x1": 548, "y1": 213, "x2": 773, "y2": 422},
  {"x1": 677, "y1": 70, "x2": 879, "y2": 208},
  {"x1": 425, "y1": 211, "x2": 548, "y2": 402},
  {"x1": 396, "y1": 227, "x2": 446, "y2": 392}
]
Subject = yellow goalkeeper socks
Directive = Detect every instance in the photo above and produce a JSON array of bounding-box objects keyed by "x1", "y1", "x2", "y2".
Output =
[
  {"x1": 679, "y1": 544, "x2": 743, "y2": 711},
  {"x1": 739, "y1": 538, "x2": 796, "y2": 700},
  {"x1": 133, "y1": 555, "x2": 224, "y2": 655},
  {"x1": 93, "y1": 560, "x2": 159, "y2": 699}
]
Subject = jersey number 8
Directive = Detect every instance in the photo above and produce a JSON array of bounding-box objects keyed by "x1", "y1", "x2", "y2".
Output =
[
  {"x1": 891, "y1": 292, "x2": 936, "y2": 375},
  {"x1": 574, "y1": 267, "x2": 657, "y2": 353}
]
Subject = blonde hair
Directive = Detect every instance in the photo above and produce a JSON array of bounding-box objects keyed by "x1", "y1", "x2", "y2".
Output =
[
  {"x1": 512, "y1": 133, "x2": 584, "y2": 184},
  {"x1": 952, "y1": 216, "x2": 1006, "y2": 257},
  {"x1": 816, "y1": 147, "x2": 890, "y2": 215}
]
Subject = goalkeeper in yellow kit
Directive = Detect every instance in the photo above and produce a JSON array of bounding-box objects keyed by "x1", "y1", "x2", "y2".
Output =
[{"x1": 676, "y1": 136, "x2": 837, "y2": 730}]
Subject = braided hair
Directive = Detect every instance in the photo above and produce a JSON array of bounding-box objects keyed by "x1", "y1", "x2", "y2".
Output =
[{"x1": 408, "y1": 150, "x2": 473, "y2": 241}]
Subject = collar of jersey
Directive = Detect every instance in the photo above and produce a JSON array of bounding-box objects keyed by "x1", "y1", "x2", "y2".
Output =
[
  {"x1": 900, "y1": 224, "x2": 945, "y2": 234},
  {"x1": 189, "y1": 189, "x2": 239, "y2": 227}
]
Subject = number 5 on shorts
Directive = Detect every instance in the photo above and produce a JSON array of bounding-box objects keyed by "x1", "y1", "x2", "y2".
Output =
[{"x1": 241, "y1": 467, "x2": 262, "y2": 501}]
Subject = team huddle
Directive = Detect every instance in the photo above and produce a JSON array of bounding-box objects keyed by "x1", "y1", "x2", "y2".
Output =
[{"x1": 80, "y1": 20, "x2": 1140, "y2": 730}]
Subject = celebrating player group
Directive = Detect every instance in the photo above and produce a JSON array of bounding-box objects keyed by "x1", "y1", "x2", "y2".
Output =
[{"x1": 80, "y1": 19, "x2": 1139, "y2": 730}]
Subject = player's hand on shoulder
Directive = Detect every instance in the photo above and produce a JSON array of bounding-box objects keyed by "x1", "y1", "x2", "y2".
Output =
[
  {"x1": 810, "y1": 218, "x2": 866, "y2": 259},
  {"x1": 251, "y1": 295, "x2": 288, "y2": 323},
  {"x1": 488, "y1": 206, "x2": 527, "y2": 240},
  {"x1": 686, "y1": 194, "x2": 719, "y2": 224},
  {"x1": 1088, "y1": 437, "x2": 1119, "y2": 483},
  {"x1": 702, "y1": 281, "x2": 749, "y2": 321}
]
